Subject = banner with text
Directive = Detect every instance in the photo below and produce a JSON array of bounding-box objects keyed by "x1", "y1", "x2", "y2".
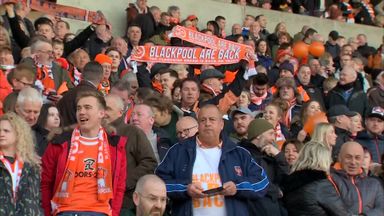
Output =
[{"x1": 131, "y1": 46, "x2": 249, "y2": 65}]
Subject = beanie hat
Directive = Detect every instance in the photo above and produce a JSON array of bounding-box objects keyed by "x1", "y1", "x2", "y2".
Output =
[
  {"x1": 279, "y1": 60, "x2": 294, "y2": 74},
  {"x1": 247, "y1": 119, "x2": 274, "y2": 141},
  {"x1": 94, "y1": 54, "x2": 112, "y2": 65}
]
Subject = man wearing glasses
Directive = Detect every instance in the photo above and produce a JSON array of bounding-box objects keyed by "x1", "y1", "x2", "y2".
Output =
[
  {"x1": 175, "y1": 116, "x2": 198, "y2": 141},
  {"x1": 124, "y1": 174, "x2": 167, "y2": 216}
]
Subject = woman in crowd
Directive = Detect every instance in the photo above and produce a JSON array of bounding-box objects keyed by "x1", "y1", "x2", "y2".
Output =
[
  {"x1": 349, "y1": 113, "x2": 363, "y2": 138},
  {"x1": 290, "y1": 100, "x2": 324, "y2": 141},
  {"x1": 236, "y1": 90, "x2": 251, "y2": 108},
  {"x1": 282, "y1": 141, "x2": 351, "y2": 216},
  {"x1": 256, "y1": 39, "x2": 273, "y2": 71},
  {"x1": 311, "y1": 122, "x2": 338, "y2": 150},
  {"x1": 37, "y1": 103, "x2": 61, "y2": 133},
  {"x1": 0, "y1": 112, "x2": 42, "y2": 215},
  {"x1": 282, "y1": 139, "x2": 303, "y2": 166},
  {"x1": 263, "y1": 102, "x2": 290, "y2": 149}
]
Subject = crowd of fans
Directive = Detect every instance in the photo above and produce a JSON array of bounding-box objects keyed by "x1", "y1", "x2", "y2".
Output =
[
  {"x1": 0, "y1": 0, "x2": 383, "y2": 216},
  {"x1": 233, "y1": 0, "x2": 384, "y2": 27}
]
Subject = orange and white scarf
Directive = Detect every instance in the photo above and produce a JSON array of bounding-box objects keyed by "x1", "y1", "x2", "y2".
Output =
[
  {"x1": 250, "y1": 85, "x2": 268, "y2": 105},
  {"x1": 0, "y1": 152, "x2": 24, "y2": 201},
  {"x1": 36, "y1": 63, "x2": 56, "y2": 95},
  {"x1": 52, "y1": 127, "x2": 113, "y2": 205}
]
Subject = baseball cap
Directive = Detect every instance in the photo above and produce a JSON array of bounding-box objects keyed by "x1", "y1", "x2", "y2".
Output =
[
  {"x1": 367, "y1": 106, "x2": 384, "y2": 120},
  {"x1": 327, "y1": 105, "x2": 357, "y2": 118},
  {"x1": 230, "y1": 107, "x2": 256, "y2": 119},
  {"x1": 199, "y1": 68, "x2": 225, "y2": 82}
]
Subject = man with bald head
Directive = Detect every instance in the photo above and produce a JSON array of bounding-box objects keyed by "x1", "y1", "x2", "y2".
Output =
[
  {"x1": 176, "y1": 116, "x2": 198, "y2": 141},
  {"x1": 128, "y1": 174, "x2": 167, "y2": 216},
  {"x1": 104, "y1": 94, "x2": 157, "y2": 210},
  {"x1": 331, "y1": 142, "x2": 384, "y2": 215},
  {"x1": 156, "y1": 104, "x2": 269, "y2": 216},
  {"x1": 325, "y1": 65, "x2": 369, "y2": 116}
]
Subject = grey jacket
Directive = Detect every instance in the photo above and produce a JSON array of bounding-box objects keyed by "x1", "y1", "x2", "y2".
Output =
[{"x1": 331, "y1": 170, "x2": 384, "y2": 216}]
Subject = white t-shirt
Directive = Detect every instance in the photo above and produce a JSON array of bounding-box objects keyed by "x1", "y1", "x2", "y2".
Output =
[{"x1": 192, "y1": 144, "x2": 226, "y2": 216}]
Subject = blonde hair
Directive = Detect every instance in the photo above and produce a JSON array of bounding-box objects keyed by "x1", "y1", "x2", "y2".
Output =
[
  {"x1": 0, "y1": 26, "x2": 11, "y2": 47},
  {"x1": 311, "y1": 123, "x2": 334, "y2": 149},
  {"x1": 291, "y1": 141, "x2": 332, "y2": 174},
  {"x1": 0, "y1": 112, "x2": 40, "y2": 168}
]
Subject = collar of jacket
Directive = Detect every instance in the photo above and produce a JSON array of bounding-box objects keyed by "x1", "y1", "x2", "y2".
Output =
[
  {"x1": 181, "y1": 134, "x2": 238, "y2": 157},
  {"x1": 281, "y1": 169, "x2": 328, "y2": 193},
  {"x1": 332, "y1": 169, "x2": 366, "y2": 180}
]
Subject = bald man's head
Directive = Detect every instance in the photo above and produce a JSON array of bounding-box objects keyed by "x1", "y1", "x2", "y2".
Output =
[
  {"x1": 339, "y1": 65, "x2": 357, "y2": 85},
  {"x1": 176, "y1": 116, "x2": 198, "y2": 140},
  {"x1": 133, "y1": 174, "x2": 167, "y2": 216},
  {"x1": 338, "y1": 142, "x2": 364, "y2": 176}
]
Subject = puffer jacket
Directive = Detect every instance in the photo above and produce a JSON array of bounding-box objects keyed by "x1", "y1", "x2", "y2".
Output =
[
  {"x1": 282, "y1": 169, "x2": 351, "y2": 216},
  {"x1": 354, "y1": 131, "x2": 384, "y2": 163},
  {"x1": 0, "y1": 161, "x2": 43, "y2": 216},
  {"x1": 331, "y1": 170, "x2": 384, "y2": 216}
]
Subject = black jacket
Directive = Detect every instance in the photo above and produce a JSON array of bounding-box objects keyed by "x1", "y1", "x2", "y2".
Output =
[
  {"x1": 239, "y1": 140, "x2": 289, "y2": 216},
  {"x1": 282, "y1": 169, "x2": 351, "y2": 216},
  {"x1": 0, "y1": 161, "x2": 42, "y2": 216},
  {"x1": 7, "y1": 13, "x2": 94, "y2": 57},
  {"x1": 32, "y1": 124, "x2": 49, "y2": 157},
  {"x1": 332, "y1": 126, "x2": 353, "y2": 162},
  {"x1": 134, "y1": 12, "x2": 157, "y2": 41},
  {"x1": 325, "y1": 80, "x2": 369, "y2": 117}
]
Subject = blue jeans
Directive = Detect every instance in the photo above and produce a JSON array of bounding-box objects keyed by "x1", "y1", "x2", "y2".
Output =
[{"x1": 57, "y1": 212, "x2": 107, "y2": 216}]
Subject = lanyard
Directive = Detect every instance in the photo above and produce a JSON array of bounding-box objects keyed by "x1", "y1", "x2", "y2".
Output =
[{"x1": 0, "y1": 153, "x2": 23, "y2": 200}]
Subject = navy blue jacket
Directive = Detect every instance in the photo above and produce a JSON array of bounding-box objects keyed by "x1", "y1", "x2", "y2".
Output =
[
  {"x1": 355, "y1": 131, "x2": 384, "y2": 163},
  {"x1": 155, "y1": 135, "x2": 269, "y2": 216}
]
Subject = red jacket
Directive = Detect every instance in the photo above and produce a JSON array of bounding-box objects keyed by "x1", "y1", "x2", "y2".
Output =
[{"x1": 41, "y1": 131, "x2": 127, "y2": 216}]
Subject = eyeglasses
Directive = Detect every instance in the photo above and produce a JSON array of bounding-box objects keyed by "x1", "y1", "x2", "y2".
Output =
[
  {"x1": 38, "y1": 50, "x2": 53, "y2": 55},
  {"x1": 177, "y1": 125, "x2": 198, "y2": 137},
  {"x1": 137, "y1": 192, "x2": 168, "y2": 204}
]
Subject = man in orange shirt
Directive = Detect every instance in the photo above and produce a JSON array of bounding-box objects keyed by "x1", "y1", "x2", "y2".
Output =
[{"x1": 42, "y1": 90, "x2": 127, "y2": 216}]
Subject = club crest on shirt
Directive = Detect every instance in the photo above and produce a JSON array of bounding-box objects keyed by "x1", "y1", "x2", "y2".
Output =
[
  {"x1": 84, "y1": 158, "x2": 96, "y2": 171},
  {"x1": 234, "y1": 166, "x2": 243, "y2": 176}
]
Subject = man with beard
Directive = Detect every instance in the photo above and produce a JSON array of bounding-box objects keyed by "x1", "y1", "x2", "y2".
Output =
[
  {"x1": 248, "y1": 73, "x2": 272, "y2": 112},
  {"x1": 325, "y1": 65, "x2": 369, "y2": 116},
  {"x1": 229, "y1": 107, "x2": 255, "y2": 143},
  {"x1": 239, "y1": 118, "x2": 289, "y2": 215},
  {"x1": 126, "y1": 174, "x2": 167, "y2": 216}
]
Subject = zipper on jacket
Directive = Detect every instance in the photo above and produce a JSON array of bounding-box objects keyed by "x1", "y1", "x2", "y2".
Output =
[{"x1": 350, "y1": 176, "x2": 363, "y2": 214}]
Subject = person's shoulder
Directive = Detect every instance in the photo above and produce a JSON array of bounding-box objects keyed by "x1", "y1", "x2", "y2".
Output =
[
  {"x1": 50, "y1": 130, "x2": 72, "y2": 145},
  {"x1": 107, "y1": 133, "x2": 127, "y2": 147}
]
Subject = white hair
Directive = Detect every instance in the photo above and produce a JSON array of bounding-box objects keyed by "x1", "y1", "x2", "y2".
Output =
[
  {"x1": 105, "y1": 94, "x2": 124, "y2": 111},
  {"x1": 16, "y1": 87, "x2": 43, "y2": 106}
]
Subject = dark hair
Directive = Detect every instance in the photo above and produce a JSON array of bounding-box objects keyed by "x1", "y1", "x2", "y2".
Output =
[
  {"x1": 252, "y1": 73, "x2": 269, "y2": 86},
  {"x1": 34, "y1": 17, "x2": 54, "y2": 31},
  {"x1": 143, "y1": 95, "x2": 173, "y2": 113},
  {"x1": 180, "y1": 77, "x2": 200, "y2": 90},
  {"x1": 256, "y1": 39, "x2": 271, "y2": 56},
  {"x1": 304, "y1": 28, "x2": 317, "y2": 38},
  {"x1": 215, "y1": 16, "x2": 225, "y2": 22},
  {"x1": 57, "y1": 20, "x2": 70, "y2": 30},
  {"x1": 82, "y1": 61, "x2": 104, "y2": 84},
  {"x1": 105, "y1": 47, "x2": 123, "y2": 59},
  {"x1": 255, "y1": 15, "x2": 264, "y2": 21},
  {"x1": 36, "y1": 103, "x2": 62, "y2": 129},
  {"x1": 159, "y1": 68, "x2": 179, "y2": 79},
  {"x1": 136, "y1": 87, "x2": 159, "y2": 102},
  {"x1": 206, "y1": 20, "x2": 221, "y2": 37},
  {"x1": 76, "y1": 90, "x2": 106, "y2": 110},
  {"x1": 160, "y1": 12, "x2": 170, "y2": 18},
  {"x1": 282, "y1": 139, "x2": 304, "y2": 153}
]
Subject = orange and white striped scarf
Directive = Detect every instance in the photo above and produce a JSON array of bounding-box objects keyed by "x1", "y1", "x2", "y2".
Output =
[{"x1": 52, "y1": 127, "x2": 113, "y2": 205}]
